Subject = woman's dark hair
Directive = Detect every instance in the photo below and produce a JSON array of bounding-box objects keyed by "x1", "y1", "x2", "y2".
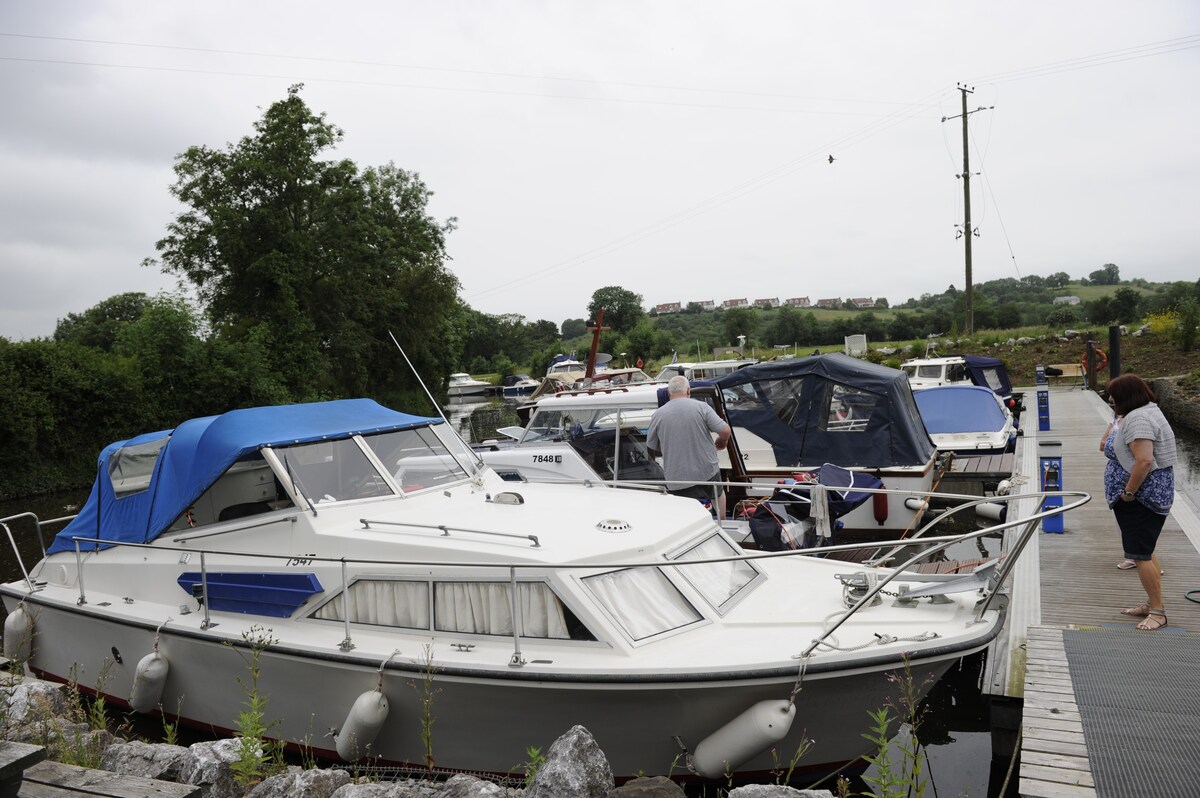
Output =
[{"x1": 1107, "y1": 373, "x2": 1156, "y2": 416}]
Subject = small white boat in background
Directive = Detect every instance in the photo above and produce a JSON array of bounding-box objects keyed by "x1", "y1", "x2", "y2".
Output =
[
  {"x1": 900, "y1": 354, "x2": 1025, "y2": 424},
  {"x1": 500, "y1": 374, "x2": 539, "y2": 398},
  {"x1": 447, "y1": 372, "x2": 492, "y2": 397},
  {"x1": 1, "y1": 398, "x2": 1071, "y2": 781}
]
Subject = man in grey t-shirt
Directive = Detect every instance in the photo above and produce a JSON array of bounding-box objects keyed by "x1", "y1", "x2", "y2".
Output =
[{"x1": 646, "y1": 375, "x2": 731, "y2": 513}]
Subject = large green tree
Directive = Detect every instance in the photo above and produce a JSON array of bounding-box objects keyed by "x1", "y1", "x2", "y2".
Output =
[
  {"x1": 587, "y1": 286, "x2": 645, "y2": 334},
  {"x1": 146, "y1": 84, "x2": 459, "y2": 405},
  {"x1": 54, "y1": 292, "x2": 153, "y2": 351}
]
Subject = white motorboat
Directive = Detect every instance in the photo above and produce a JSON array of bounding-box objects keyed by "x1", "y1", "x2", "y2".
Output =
[
  {"x1": 900, "y1": 354, "x2": 1024, "y2": 423},
  {"x1": 447, "y1": 372, "x2": 492, "y2": 397},
  {"x1": 913, "y1": 385, "x2": 1018, "y2": 455},
  {"x1": 500, "y1": 374, "x2": 540, "y2": 398},
  {"x1": 1, "y1": 399, "x2": 1062, "y2": 781}
]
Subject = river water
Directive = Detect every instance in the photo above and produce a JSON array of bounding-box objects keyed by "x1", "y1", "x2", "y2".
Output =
[{"x1": 4, "y1": 399, "x2": 1199, "y2": 796}]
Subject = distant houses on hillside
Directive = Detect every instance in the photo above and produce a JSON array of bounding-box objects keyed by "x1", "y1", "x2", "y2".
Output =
[{"x1": 651, "y1": 295, "x2": 883, "y2": 313}]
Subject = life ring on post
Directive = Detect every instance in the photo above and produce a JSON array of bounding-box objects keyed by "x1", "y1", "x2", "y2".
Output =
[{"x1": 1083, "y1": 349, "x2": 1107, "y2": 371}]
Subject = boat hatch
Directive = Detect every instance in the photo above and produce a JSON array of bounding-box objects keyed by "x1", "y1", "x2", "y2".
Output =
[
  {"x1": 312, "y1": 579, "x2": 597, "y2": 641},
  {"x1": 176, "y1": 572, "x2": 323, "y2": 618}
]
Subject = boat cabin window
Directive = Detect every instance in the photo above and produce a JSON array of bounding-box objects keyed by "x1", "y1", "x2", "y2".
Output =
[
  {"x1": 583, "y1": 567, "x2": 702, "y2": 641},
  {"x1": 363, "y1": 427, "x2": 471, "y2": 492},
  {"x1": 824, "y1": 383, "x2": 877, "y2": 432},
  {"x1": 908, "y1": 365, "x2": 944, "y2": 379},
  {"x1": 109, "y1": 436, "x2": 169, "y2": 498},
  {"x1": 976, "y1": 368, "x2": 1004, "y2": 393},
  {"x1": 314, "y1": 579, "x2": 430, "y2": 629},
  {"x1": 313, "y1": 579, "x2": 595, "y2": 640},
  {"x1": 669, "y1": 534, "x2": 761, "y2": 611}
]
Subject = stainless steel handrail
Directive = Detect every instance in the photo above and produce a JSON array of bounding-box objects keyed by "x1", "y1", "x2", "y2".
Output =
[
  {"x1": 359, "y1": 518, "x2": 540, "y2": 548},
  {"x1": 2, "y1": 521, "x2": 34, "y2": 592}
]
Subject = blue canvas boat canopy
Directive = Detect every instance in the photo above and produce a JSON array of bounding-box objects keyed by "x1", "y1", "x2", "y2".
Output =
[
  {"x1": 50, "y1": 399, "x2": 441, "y2": 554},
  {"x1": 712, "y1": 353, "x2": 936, "y2": 469},
  {"x1": 914, "y1": 386, "x2": 1010, "y2": 436}
]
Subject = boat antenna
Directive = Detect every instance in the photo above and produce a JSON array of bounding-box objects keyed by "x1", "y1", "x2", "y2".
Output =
[
  {"x1": 387, "y1": 330, "x2": 485, "y2": 470},
  {"x1": 389, "y1": 330, "x2": 450, "y2": 425}
]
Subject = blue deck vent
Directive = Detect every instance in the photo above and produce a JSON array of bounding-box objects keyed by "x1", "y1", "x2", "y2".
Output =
[{"x1": 176, "y1": 571, "x2": 324, "y2": 618}]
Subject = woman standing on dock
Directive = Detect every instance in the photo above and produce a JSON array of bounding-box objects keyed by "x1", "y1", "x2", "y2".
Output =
[{"x1": 1103, "y1": 373, "x2": 1177, "y2": 631}]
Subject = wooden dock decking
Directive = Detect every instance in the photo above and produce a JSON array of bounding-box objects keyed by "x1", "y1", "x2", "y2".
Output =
[{"x1": 1000, "y1": 385, "x2": 1200, "y2": 798}]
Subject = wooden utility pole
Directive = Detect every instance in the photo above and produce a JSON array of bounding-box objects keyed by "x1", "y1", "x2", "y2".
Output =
[
  {"x1": 943, "y1": 84, "x2": 990, "y2": 336},
  {"x1": 959, "y1": 85, "x2": 974, "y2": 335}
]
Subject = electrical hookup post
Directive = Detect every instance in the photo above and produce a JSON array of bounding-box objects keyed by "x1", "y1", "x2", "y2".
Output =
[
  {"x1": 1035, "y1": 365, "x2": 1050, "y2": 431},
  {"x1": 1039, "y1": 441, "x2": 1064, "y2": 533}
]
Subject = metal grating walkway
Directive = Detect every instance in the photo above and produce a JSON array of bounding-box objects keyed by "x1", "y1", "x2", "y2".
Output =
[{"x1": 1063, "y1": 626, "x2": 1200, "y2": 798}]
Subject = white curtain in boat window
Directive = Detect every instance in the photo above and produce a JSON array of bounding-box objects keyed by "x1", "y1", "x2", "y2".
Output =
[
  {"x1": 583, "y1": 567, "x2": 701, "y2": 640},
  {"x1": 434, "y1": 582, "x2": 570, "y2": 639},
  {"x1": 313, "y1": 580, "x2": 429, "y2": 629},
  {"x1": 671, "y1": 535, "x2": 759, "y2": 608}
]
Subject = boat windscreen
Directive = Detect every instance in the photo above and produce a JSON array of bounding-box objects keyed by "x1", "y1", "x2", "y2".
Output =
[{"x1": 364, "y1": 427, "x2": 473, "y2": 493}]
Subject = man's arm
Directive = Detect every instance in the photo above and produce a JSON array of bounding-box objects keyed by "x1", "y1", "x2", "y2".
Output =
[{"x1": 714, "y1": 423, "x2": 731, "y2": 451}]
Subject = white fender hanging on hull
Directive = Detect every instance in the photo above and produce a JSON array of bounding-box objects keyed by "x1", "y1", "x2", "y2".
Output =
[
  {"x1": 336, "y1": 689, "x2": 390, "y2": 761},
  {"x1": 2, "y1": 604, "x2": 34, "y2": 662},
  {"x1": 129, "y1": 652, "x2": 170, "y2": 713},
  {"x1": 692, "y1": 699, "x2": 796, "y2": 778}
]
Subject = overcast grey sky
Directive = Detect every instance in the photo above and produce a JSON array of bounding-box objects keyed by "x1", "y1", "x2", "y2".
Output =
[{"x1": 1, "y1": 2, "x2": 1197, "y2": 340}]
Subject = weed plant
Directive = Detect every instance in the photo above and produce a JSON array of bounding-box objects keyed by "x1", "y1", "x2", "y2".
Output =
[
  {"x1": 225, "y1": 625, "x2": 284, "y2": 788},
  {"x1": 411, "y1": 644, "x2": 440, "y2": 777}
]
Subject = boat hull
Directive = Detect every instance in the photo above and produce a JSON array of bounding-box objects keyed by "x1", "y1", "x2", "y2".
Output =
[{"x1": 5, "y1": 592, "x2": 981, "y2": 779}]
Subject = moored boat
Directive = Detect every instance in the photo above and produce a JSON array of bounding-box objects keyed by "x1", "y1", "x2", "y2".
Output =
[
  {"x1": 500, "y1": 374, "x2": 540, "y2": 397},
  {"x1": 447, "y1": 372, "x2": 492, "y2": 397},
  {"x1": 1, "y1": 399, "x2": 1068, "y2": 781},
  {"x1": 914, "y1": 385, "x2": 1018, "y2": 455}
]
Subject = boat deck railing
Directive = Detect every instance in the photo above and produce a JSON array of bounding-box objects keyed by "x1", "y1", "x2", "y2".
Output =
[{"x1": 4, "y1": 486, "x2": 1084, "y2": 668}]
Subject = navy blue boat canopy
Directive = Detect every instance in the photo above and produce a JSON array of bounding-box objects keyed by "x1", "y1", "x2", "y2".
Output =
[
  {"x1": 713, "y1": 353, "x2": 936, "y2": 469},
  {"x1": 49, "y1": 399, "x2": 441, "y2": 554},
  {"x1": 959, "y1": 355, "x2": 1014, "y2": 399}
]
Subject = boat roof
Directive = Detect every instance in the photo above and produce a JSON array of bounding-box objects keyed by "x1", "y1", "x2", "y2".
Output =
[
  {"x1": 713, "y1": 353, "x2": 937, "y2": 468},
  {"x1": 914, "y1": 385, "x2": 1010, "y2": 435},
  {"x1": 49, "y1": 400, "x2": 441, "y2": 554},
  {"x1": 531, "y1": 383, "x2": 663, "y2": 411}
]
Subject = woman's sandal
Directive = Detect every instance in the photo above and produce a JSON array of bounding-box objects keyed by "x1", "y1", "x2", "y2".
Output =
[
  {"x1": 1136, "y1": 610, "x2": 1168, "y2": 631},
  {"x1": 1121, "y1": 603, "x2": 1150, "y2": 617},
  {"x1": 1117, "y1": 559, "x2": 1137, "y2": 570}
]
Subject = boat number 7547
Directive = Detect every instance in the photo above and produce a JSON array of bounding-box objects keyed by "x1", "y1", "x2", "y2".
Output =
[
  {"x1": 533, "y1": 454, "x2": 562, "y2": 463},
  {"x1": 286, "y1": 554, "x2": 317, "y2": 566}
]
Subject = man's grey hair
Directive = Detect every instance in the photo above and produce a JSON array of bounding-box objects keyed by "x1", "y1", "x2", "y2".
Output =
[{"x1": 667, "y1": 375, "x2": 690, "y2": 396}]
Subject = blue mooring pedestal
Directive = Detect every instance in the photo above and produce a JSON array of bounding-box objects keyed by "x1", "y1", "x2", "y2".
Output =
[
  {"x1": 1039, "y1": 440, "x2": 1063, "y2": 533},
  {"x1": 1035, "y1": 364, "x2": 1050, "y2": 431}
]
